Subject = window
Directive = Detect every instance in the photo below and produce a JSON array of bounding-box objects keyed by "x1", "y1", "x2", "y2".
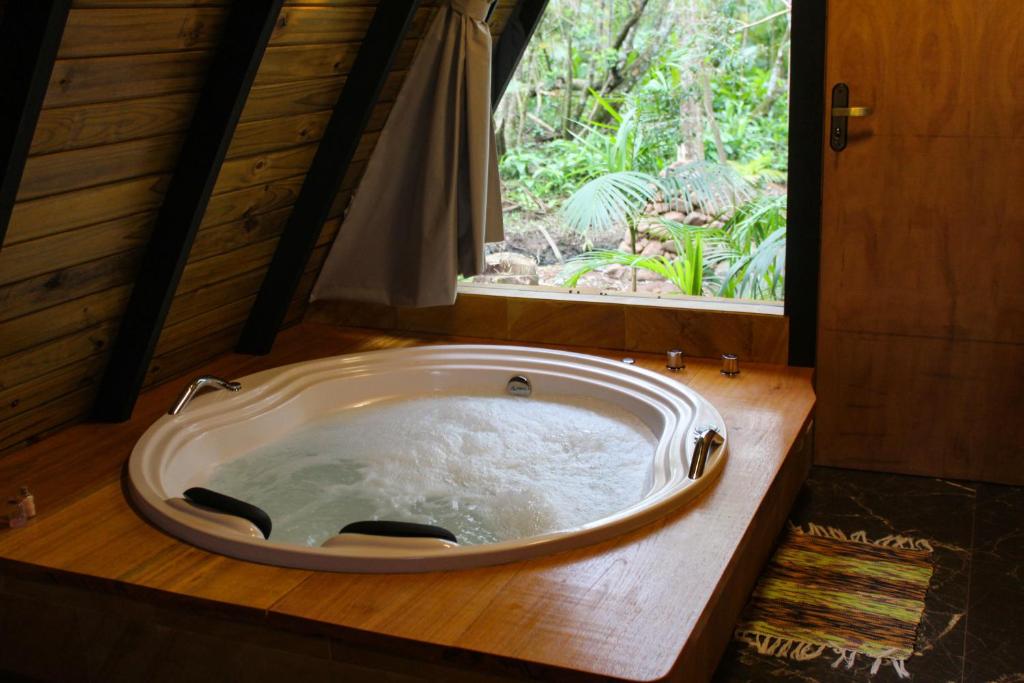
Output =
[{"x1": 469, "y1": 0, "x2": 791, "y2": 308}]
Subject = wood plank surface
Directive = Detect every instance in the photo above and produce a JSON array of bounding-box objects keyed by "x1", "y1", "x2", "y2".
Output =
[
  {"x1": 7, "y1": 174, "x2": 168, "y2": 245},
  {"x1": 254, "y1": 39, "x2": 417, "y2": 87},
  {"x1": 0, "y1": 324, "x2": 815, "y2": 681},
  {"x1": 60, "y1": 8, "x2": 228, "y2": 57},
  {"x1": 45, "y1": 51, "x2": 213, "y2": 108},
  {"x1": 269, "y1": 6, "x2": 431, "y2": 46},
  {"x1": 0, "y1": 0, "x2": 523, "y2": 466},
  {"x1": 816, "y1": 0, "x2": 1024, "y2": 484},
  {"x1": 31, "y1": 91, "x2": 199, "y2": 155},
  {"x1": 241, "y1": 69, "x2": 405, "y2": 123},
  {"x1": 19, "y1": 133, "x2": 183, "y2": 200},
  {"x1": 0, "y1": 251, "x2": 139, "y2": 321},
  {"x1": 0, "y1": 212, "x2": 151, "y2": 286},
  {"x1": 309, "y1": 295, "x2": 789, "y2": 364}
]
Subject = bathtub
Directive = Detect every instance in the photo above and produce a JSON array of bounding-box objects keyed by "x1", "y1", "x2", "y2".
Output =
[{"x1": 129, "y1": 345, "x2": 727, "y2": 572}]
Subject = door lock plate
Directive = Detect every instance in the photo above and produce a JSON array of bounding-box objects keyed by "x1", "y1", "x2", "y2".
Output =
[{"x1": 829, "y1": 83, "x2": 873, "y2": 151}]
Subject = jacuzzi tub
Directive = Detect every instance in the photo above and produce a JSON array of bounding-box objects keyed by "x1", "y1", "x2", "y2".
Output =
[{"x1": 129, "y1": 345, "x2": 727, "y2": 572}]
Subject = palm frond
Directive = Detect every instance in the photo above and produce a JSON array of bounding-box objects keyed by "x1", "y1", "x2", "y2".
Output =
[
  {"x1": 560, "y1": 230, "x2": 708, "y2": 296},
  {"x1": 717, "y1": 225, "x2": 786, "y2": 299},
  {"x1": 658, "y1": 160, "x2": 754, "y2": 216},
  {"x1": 721, "y1": 193, "x2": 786, "y2": 250},
  {"x1": 561, "y1": 171, "x2": 660, "y2": 236}
]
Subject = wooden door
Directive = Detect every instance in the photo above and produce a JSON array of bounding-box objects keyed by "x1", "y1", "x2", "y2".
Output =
[{"x1": 815, "y1": 0, "x2": 1024, "y2": 484}]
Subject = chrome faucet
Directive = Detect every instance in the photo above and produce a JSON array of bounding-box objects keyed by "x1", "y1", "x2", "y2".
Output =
[
  {"x1": 688, "y1": 426, "x2": 724, "y2": 479},
  {"x1": 169, "y1": 375, "x2": 241, "y2": 416}
]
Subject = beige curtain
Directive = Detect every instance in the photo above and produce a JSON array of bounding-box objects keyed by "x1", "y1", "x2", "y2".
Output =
[{"x1": 311, "y1": 0, "x2": 504, "y2": 308}]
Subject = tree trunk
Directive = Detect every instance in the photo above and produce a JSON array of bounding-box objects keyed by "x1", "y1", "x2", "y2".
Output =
[
  {"x1": 561, "y1": 32, "x2": 574, "y2": 137},
  {"x1": 700, "y1": 66, "x2": 727, "y2": 164},
  {"x1": 571, "y1": 0, "x2": 654, "y2": 127},
  {"x1": 677, "y1": 93, "x2": 703, "y2": 163},
  {"x1": 754, "y1": 16, "x2": 791, "y2": 116}
]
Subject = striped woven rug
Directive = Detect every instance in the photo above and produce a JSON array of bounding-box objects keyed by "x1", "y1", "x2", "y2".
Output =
[{"x1": 735, "y1": 523, "x2": 934, "y2": 679}]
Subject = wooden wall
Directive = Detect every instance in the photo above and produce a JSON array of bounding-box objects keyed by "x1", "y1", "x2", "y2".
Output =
[
  {"x1": 815, "y1": 0, "x2": 1024, "y2": 484},
  {"x1": 0, "y1": 0, "x2": 517, "y2": 454}
]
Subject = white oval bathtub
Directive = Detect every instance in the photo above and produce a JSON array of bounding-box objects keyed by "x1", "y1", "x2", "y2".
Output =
[{"x1": 129, "y1": 345, "x2": 727, "y2": 572}]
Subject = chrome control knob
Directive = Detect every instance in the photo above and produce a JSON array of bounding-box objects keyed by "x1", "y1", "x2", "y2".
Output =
[
  {"x1": 666, "y1": 349, "x2": 685, "y2": 371},
  {"x1": 721, "y1": 354, "x2": 740, "y2": 376}
]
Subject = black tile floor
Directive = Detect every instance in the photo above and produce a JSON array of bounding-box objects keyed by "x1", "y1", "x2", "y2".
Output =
[{"x1": 713, "y1": 466, "x2": 1024, "y2": 683}]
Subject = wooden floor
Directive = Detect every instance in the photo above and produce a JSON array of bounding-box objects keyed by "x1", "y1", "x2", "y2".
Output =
[{"x1": 0, "y1": 324, "x2": 815, "y2": 682}]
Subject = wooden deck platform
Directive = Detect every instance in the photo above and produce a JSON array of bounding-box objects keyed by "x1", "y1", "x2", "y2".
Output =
[{"x1": 0, "y1": 323, "x2": 815, "y2": 682}]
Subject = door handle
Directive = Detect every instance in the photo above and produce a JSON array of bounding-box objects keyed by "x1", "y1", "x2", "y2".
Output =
[
  {"x1": 829, "y1": 83, "x2": 873, "y2": 151},
  {"x1": 831, "y1": 106, "x2": 873, "y2": 118}
]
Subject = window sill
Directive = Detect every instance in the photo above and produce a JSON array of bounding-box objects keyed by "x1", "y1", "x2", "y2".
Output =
[
  {"x1": 457, "y1": 282, "x2": 784, "y2": 316},
  {"x1": 307, "y1": 284, "x2": 790, "y2": 365}
]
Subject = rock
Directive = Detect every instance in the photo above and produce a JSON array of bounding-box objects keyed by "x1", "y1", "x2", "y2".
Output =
[
  {"x1": 484, "y1": 251, "x2": 537, "y2": 277},
  {"x1": 479, "y1": 252, "x2": 539, "y2": 285},
  {"x1": 662, "y1": 211, "x2": 687, "y2": 223},
  {"x1": 684, "y1": 211, "x2": 710, "y2": 226},
  {"x1": 636, "y1": 218, "x2": 662, "y2": 236},
  {"x1": 617, "y1": 240, "x2": 632, "y2": 252},
  {"x1": 661, "y1": 239, "x2": 679, "y2": 254},
  {"x1": 641, "y1": 241, "x2": 664, "y2": 257},
  {"x1": 473, "y1": 274, "x2": 539, "y2": 286},
  {"x1": 604, "y1": 264, "x2": 630, "y2": 280},
  {"x1": 603, "y1": 264, "x2": 657, "y2": 283}
]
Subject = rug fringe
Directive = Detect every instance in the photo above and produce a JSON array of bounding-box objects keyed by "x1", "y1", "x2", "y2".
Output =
[
  {"x1": 734, "y1": 631, "x2": 827, "y2": 662},
  {"x1": 736, "y1": 631, "x2": 912, "y2": 679},
  {"x1": 788, "y1": 521, "x2": 934, "y2": 552}
]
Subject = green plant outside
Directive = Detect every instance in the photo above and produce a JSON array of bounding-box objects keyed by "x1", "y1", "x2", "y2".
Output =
[{"x1": 494, "y1": 0, "x2": 791, "y2": 302}]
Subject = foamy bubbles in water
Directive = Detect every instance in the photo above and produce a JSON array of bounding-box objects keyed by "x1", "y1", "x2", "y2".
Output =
[{"x1": 207, "y1": 394, "x2": 658, "y2": 547}]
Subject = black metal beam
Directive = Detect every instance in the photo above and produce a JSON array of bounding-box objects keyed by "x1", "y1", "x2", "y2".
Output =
[
  {"x1": 491, "y1": 0, "x2": 550, "y2": 107},
  {"x1": 784, "y1": 0, "x2": 826, "y2": 367},
  {"x1": 0, "y1": 0, "x2": 71, "y2": 248},
  {"x1": 92, "y1": 0, "x2": 285, "y2": 422},
  {"x1": 237, "y1": 0, "x2": 422, "y2": 355}
]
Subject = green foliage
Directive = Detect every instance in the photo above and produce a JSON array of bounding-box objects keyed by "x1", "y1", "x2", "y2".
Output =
[
  {"x1": 572, "y1": 91, "x2": 665, "y2": 174},
  {"x1": 562, "y1": 171, "x2": 662, "y2": 237},
  {"x1": 562, "y1": 229, "x2": 708, "y2": 296},
  {"x1": 561, "y1": 194, "x2": 787, "y2": 301},
  {"x1": 560, "y1": 162, "x2": 752, "y2": 294},
  {"x1": 495, "y1": 0, "x2": 791, "y2": 302},
  {"x1": 499, "y1": 139, "x2": 608, "y2": 207},
  {"x1": 713, "y1": 194, "x2": 787, "y2": 299},
  {"x1": 660, "y1": 160, "x2": 755, "y2": 216},
  {"x1": 707, "y1": 65, "x2": 789, "y2": 171}
]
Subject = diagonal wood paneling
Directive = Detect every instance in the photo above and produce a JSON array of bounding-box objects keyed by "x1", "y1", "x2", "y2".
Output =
[
  {"x1": 92, "y1": 0, "x2": 286, "y2": 422},
  {"x1": 0, "y1": 0, "x2": 518, "y2": 452},
  {"x1": 237, "y1": 0, "x2": 423, "y2": 354},
  {"x1": 0, "y1": 0, "x2": 72, "y2": 244}
]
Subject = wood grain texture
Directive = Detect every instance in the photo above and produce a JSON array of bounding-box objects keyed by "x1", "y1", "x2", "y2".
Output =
[
  {"x1": 45, "y1": 51, "x2": 213, "y2": 108},
  {"x1": 816, "y1": 0, "x2": 1024, "y2": 483},
  {"x1": 60, "y1": 8, "x2": 228, "y2": 57},
  {"x1": 0, "y1": 211, "x2": 151, "y2": 286},
  {"x1": 0, "y1": 1, "x2": 518, "y2": 454},
  {"x1": 0, "y1": 324, "x2": 815, "y2": 682},
  {"x1": 0, "y1": 251, "x2": 139, "y2": 321},
  {"x1": 31, "y1": 91, "x2": 199, "y2": 155},
  {"x1": 6, "y1": 173, "x2": 168, "y2": 244},
  {"x1": 817, "y1": 328, "x2": 1024, "y2": 484},
  {"x1": 254, "y1": 39, "x2": 417, "y2": 86},
  {"x1": 19, "y1": 133, "x2": 183, "y2": 200},
  {"x1": 308, "y1": 294, "x2": 789, "y2": 364}
]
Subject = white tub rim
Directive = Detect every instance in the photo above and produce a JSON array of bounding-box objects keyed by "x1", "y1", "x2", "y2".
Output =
[{"x1": 129, "y1": 344, "x2": 727, "y2": 572}]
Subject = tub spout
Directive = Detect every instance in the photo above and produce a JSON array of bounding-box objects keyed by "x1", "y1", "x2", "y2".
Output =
[
  {"x1": 688, "y1": 426, "x2": 724, "y2": 480},
  {"x1": 169, "y1": 375, "x2": 241, "y2": 415}
]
